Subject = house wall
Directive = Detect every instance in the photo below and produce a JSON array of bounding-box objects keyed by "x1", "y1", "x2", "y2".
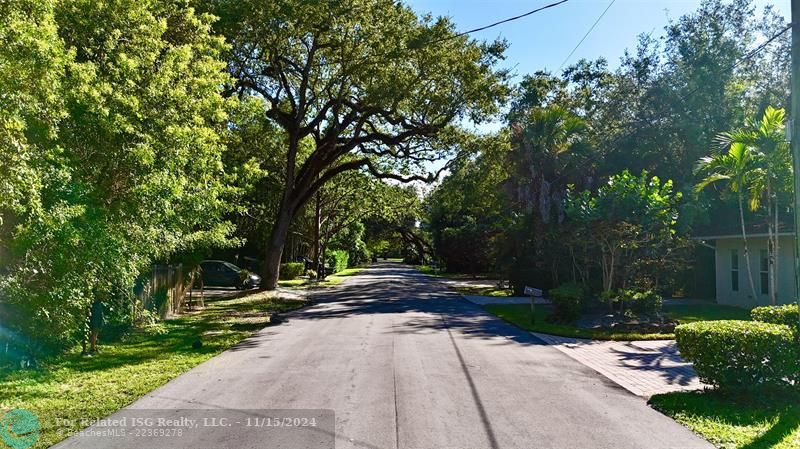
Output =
[{"x1": 714, "y1": 236, "x2": 796, "y2": 307}]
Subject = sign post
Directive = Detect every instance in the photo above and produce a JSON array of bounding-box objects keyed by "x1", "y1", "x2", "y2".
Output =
[{"x1": 524, "y1": 286, "x2": 543, "y2": 324}]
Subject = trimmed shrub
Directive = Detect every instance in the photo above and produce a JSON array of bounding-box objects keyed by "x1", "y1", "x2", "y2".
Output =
[
  {"x1": 279, "y1": 263, "x2": 305, "y2": 280},
  {"x1": 751, "y1": 304, "x2": 799, "y2": 329},
  {"x1": 628, "y1": 289, "x2": 663, "y2": 315},
  {"x1": 548, "y1": 282, "x2": 585, "y2": 322},
  {"x1": 326, "y1": 250, "x2": 349, "y2": 274},
  {"x1": 601, "y1": 288, "x2": 663, "y2": 315},
  {"x1": 675, "y1": 320, "x2": 799, "y2": 388}
]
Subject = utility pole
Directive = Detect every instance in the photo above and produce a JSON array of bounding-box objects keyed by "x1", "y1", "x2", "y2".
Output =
[{"x1": 791, "y1": 0, "x2": 800, "y2": 326}]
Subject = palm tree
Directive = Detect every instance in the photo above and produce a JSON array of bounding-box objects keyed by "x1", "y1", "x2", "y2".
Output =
[
  {"x1": 512, "y1": 105, "x2": 590, "y2": 224},
  {"x1": 715, "y1": 106, "x2": 790, "y2": 305},
  {"x1": 695, "y1": 140, "x2": 759, "y2": 301}
]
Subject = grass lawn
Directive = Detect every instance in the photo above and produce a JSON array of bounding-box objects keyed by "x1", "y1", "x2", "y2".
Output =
[
  {"x1": 415, "y1": 266, "x2": 510, "y2": 297},
  {"x1": 0, "y1": 291, "x2": 307, "y2": 449},
  {"x1": 278, "y1": 267, "x2": 364, "y2": 289},
  {"x1": 664, "y1": 303, "x2": 751, "y2": 323},
  {"x1": 483, "y1": 303, "x2": 751, "y2": 341},
  {"x1": 452, "y1": 285, "x2": 512, "y2": 297},
  {"x1": 649, "y1": 389, "x2": 800, "y2": 449},
  {"x1": 414, "y1": 264, "x2": 445, "y2": 277}
]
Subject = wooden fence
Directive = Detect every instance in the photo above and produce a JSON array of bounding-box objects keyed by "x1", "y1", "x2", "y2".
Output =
[{"x1": 133, "y1": 264, "x2": 201, "y2": 320}]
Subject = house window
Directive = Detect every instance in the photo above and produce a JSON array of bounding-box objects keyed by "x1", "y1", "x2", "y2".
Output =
[
  {"x1": 730, "y1": 249, "x2": 739, "y2": 292},
  {"x1": 760, "y1": 249, "x2": 769, "y2": 295}
]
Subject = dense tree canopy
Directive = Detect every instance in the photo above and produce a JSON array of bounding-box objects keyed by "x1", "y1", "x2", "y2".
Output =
[
  {"x1": 423, "y1": 0, "x2": 791, "y2": 297},
  {"x1": 1, "y1": 0, "x2": 796, "y2": 358},
  {"x1": 1, "y1": 0, "x2": 234, "y2": 352},
  {"x1": 205, "y1": 0, "x2": 509, "y2": 288}
]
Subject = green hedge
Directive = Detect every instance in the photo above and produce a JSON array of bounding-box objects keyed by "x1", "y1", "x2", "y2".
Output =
[
  {"x1": 627, "y1": 289, "x2": 662, "y2": 314},
  {"x1": 608, "y1": 288, "x2": 663, "y2": 314},
  {"x1": 751, "y1": 304, "x2": 799, "y2": 328},
  {"x1": 279, "y1": 262, "x2": 305, "y2": 280},
  {"x1": 326, "y1": 250, "x2": 349, "y2": 274},
  {"x1": 548, "y1": 283, "x2": 585, "y2": 321},
  {"x1": 675, "y1": 320, "x2": 798, "y2": 388}
]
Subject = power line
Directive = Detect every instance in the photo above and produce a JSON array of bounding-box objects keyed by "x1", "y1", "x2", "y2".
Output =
[
  {"x1": 431, "y1": 0, "x2": 570, "y2": 45},
  {"x1": 312, "y1": 0, "x2": 570, "y2": 68},
  {"x1": 558, "y1": 0, "x2": 616, "y2": 70}
]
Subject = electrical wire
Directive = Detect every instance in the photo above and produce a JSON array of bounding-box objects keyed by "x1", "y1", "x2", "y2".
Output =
[
  {"x1": 558, "y1": 0, "x2": 616, "y2": 70},
  {"x1": 430, "y1": 0, "x2": 570, "y2": 45}
]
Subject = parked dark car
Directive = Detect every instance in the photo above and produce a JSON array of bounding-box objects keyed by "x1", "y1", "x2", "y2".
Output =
[{"x1": 200, "y1": 260, "x2": 261, "y2": 289}]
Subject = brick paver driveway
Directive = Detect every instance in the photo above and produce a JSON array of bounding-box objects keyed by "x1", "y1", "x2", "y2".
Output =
[{"x1": 532, "y1": 332, "x2": 706, "y2": 397}]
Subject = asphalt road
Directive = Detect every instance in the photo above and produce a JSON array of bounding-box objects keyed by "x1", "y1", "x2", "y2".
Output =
[{"x1": 55, "y1": 263, "x2": 711, "y2": 449}]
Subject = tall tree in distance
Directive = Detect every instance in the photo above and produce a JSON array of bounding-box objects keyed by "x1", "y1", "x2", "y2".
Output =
[{"x1": 207, "y1": 0, "x2": 508, "y2": 288}]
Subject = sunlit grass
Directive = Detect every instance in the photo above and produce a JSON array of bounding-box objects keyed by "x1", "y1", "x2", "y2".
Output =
[
  {"x1": 0, "y1": 292, "x2": 307, "y2": 449},
  {"x1": 650, "y1": 389, "x2": 800, "y2": 449},
  {"x1": 484, "y1": 304, "x2": 673, "y2": 340},
  {"x1": 483, "y1": 303, "x2": 751, "y2": 341},
  {"x1": 664, "y1": 304, "x2": 751, "y2": 324},
  {"x1": 277, "y1": 267, "x2": 364, "y2": 289},
  {"x1": 453, "y1": 285, "x2": 512, "y2": 297}
]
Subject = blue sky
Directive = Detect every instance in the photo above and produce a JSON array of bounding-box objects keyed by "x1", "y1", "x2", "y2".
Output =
[
  {"x1": 403, "y1": 0, "x2": 791, "y2": 178},
  {"x1": 405, "y1": 0, "x2": 790, "y2": 79}
]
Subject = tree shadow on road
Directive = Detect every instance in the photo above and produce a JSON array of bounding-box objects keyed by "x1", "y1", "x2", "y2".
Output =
[{"x1": 292, "y1": 264, "x2": 548, "y2": 348}]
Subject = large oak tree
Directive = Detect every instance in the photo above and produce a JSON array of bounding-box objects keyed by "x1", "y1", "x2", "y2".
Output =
[{"x1": 208, "y1": 0, "x2": 508, "y2": 288}]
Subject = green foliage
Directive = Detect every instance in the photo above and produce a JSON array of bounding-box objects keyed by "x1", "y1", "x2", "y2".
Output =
[
  {"x1": 650, "y1": 388, "x2": 800, "y2": 449},
  {"x1": 207, "y1": 0, "x2": 509, "y2": 288},
  {"x1": 751, "y1": 304, "x2": 800, "y2": 329},
  {"x1": 484, "y1": 304, "x2": 674, "y2": 341},
  {"x1": 675, "y1": 320, "x2": 799, "y2": 389},
  {"x1": 424, "y1": 0, "x2": 790, "y2": 298},
  {"x1": 548, "y1": 283, "x2": 586, "y2": 322},
  {"x1": 279, "y1": 263, "x2": 304, "y2": 281},
  {"x1": 508, "y1": 266, "x2": 554, "y2": 295},
  {"x1": 326, "y1": 250, "x2": 349, "y2": 275},
  {"x1": 608, "y1": 289, "x2": 663, "y2": 315},
  {"x1": 567, "y1": 170, "x2": 684, "y2": 291},
  {"x1": 0, "y1": 0, "x2": 234, "y2": 354},
  {"x1": 696, "y1": 106, "x2": 792, "y2": 303},
  {"x1": 0, "y1": 0, "x2": 65, "y2": 224},
  {"x1": 426, "y1": 134, "x2": 512, "y2": 274},
  {"x1": 0, "y1": 291, "x2": 307, "y2": 448}
]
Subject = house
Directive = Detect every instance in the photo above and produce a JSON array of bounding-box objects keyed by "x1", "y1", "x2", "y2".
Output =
[{"x1": 694, "y1": 223, "x2": 796, "y2": 307}]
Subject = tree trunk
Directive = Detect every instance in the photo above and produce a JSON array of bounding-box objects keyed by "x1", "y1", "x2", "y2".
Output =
[
  {"x1": 772, "y1": 185, "x2": 780, "y2": 305},
  {"x1": 313, "y1": 191, "x2": 321, "y2": 278},
  {"x1": 767, "y1": 183, "x2": 777, "y2": 305},
  {"x1": 263, "y1": 132, "x2": 301, "y2": 291},
  {"x1": 263, "y1": 203, "x2": 294, "y2": 290},
  {"x1": 320, "y1": 241, "x2": 327, "y2": 279},
  {"x1": 738, "y1": 193, "x2": 759, "y2": 301}
]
